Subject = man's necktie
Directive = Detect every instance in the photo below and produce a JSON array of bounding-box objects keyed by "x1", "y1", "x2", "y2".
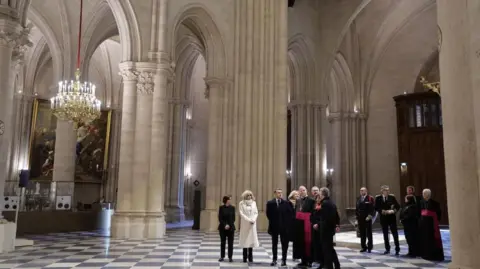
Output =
[{"x1": 276, "y1": 199, "x2": 279, "y2": 208}]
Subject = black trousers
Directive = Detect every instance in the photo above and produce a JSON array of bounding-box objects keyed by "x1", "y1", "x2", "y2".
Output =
[
  {"x1": 319, "y1": 233, "x2": 340, "y2": 269},
  {"x1": 271, "y1": 232, "x2": 289, "y2": 261},
  {"x1": 219, "y1": 229, "x2": 234, "y2": 259},
  {"x1": 381, "y1": 221, "x2": 400, "y2": 252},
  {"x1": 358, "y1": 218, "x2": 373, "y2": 250},
  {"x1": 243, "y1": 248, "x2": 253, "y2": 262},
  {"x1": 403, "y1": 221, "x2": 419, "y2": 256}
]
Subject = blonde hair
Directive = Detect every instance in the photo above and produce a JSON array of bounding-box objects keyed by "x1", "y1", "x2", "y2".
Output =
[
  {"x1": 288, "y1": 190, "x2": 298, "y2": 200},
  {"x1": 241, "y1": 190, "x2": 255, "y2": 200}
]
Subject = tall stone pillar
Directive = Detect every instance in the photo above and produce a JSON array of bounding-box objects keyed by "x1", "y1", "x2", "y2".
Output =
[
  {"x1": 0, "y1": 22, "x2": 30, "y2": 215},
  {"x1": 437, "y1": 1, "x2": 480, "y2": 268},
  {"x1": 328, "y1": 111, "x2": 366, "y2": 216},
  {"x1": 221, "y1": 0, "x2": 288, "y2": 231},
  {"x1": 130, "y1": 65, "x2": 155, "y2": 238},
  {"x1": 289, "y1": 102, "x2": 326, "y2": 189},
  {"x1": 105, "y1": 109, "x2": 121, "y2": 202},
  {"x1": 200, "y1": 77, "x2": 226, "y2": 230},
  {"x1": 52, "y1": 121, "x2": 77, "y2": 183},
  {"x1": 111, "y1": 64, "x2": 138, "y2": 238},
  {"x1": 146, "y1": 56, "x2": 171, "y2": 237}
]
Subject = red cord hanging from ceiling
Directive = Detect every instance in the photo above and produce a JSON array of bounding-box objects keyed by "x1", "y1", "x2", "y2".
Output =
[{"x1": 76, "y1": 0, "x2": 84, "y2": 69}]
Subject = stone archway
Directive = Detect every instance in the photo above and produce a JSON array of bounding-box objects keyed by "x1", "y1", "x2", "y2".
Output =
[
  {"x1": 287, "y1": 34, "x2": 325, "y2": 190},
  {"x1": 169, "y1": 4, "x2": 227, "y2": 228}
]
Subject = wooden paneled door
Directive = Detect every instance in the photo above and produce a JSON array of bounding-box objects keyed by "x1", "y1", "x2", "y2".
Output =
[{"x1": 394, "y1": 92, "x2": 448, "y2": 225}]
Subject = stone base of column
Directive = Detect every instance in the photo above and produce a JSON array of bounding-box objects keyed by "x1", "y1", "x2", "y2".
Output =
[
  {"x1": 111, "y1": 211, "x2": 166, "y2": 239},
  {"x1": 448, "y1": 263, "x2": 479, "y2": 269},
  {"x1": 145, "y1": 213, "x2": 166, "y2": 238},
  {"x1": 165, "y1": 206, "x2": 185, "y2": 223},
  {"x1": 200, "y1": 209, "x2": 218, "y2": 231}
]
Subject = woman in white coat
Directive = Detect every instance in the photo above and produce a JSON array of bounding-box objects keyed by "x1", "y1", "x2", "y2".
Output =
[{"x1": 238, "y1": 190, "x2": 259, "y2": 263}]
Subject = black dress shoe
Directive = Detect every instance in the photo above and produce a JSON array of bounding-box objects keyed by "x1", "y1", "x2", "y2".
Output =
[
  {"x1": 243, "y1": 259, "x2": 247, "y2": 263},
  {"x1": 367, "y1": 249, "x2": 372, "y2": 253},
  {"x1": 360, "y1": 249, "x2": 367, "y2": 253},
  {"x1": 384, "y1": 250, "x2": 390, "y2": 255},
  {"x1": 297, "y1": 261, "x2": 307, "y2": 266},
  {"x1": 218, "y1": 258, "x2": 224, "y2": 262},
  {"x1": 281, "y1": 260, "x2": 287, "y2": 266},
  {"x1": 270, "y1": 260, "x2": 277, "y2": 266},
  {"x1": 229, "y1": 258, "x2": 233, "y2": 262},
  {"x1": 395, "y1": 251, "x2": 400, "y2": 256}
]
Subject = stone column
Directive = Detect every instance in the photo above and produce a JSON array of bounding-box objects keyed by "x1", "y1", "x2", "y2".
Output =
[
  {"x1": 200, "y1": 77, "x2": 226, "y2": 230},
  {"x1": 146, "y1": 57, "x2": 171, "y2": 237},
  {"x1": 105, "y1": 109, "x2": 121, "y2": 202},
  {"x1": 111, "y1": 64, "x2": 138, "y2": 238},
  {"x1": 51, "y1": 120, "x2": 76, "y2": 201},
  {"x1": 129, "y1": 65, "x2": 155, "y2": 238},
  {"x1": 328, "y1": 113, "x2": 344, "y2": 217},
  {"x1": 0, "y1": 22, "x2": 29, "y2": 214},
  {"x1": 223, "y1": 0, "x2": 288, "y2": 231},
  {"x1": 437, "y1": 1, "x2": 480, "y2": 268}
]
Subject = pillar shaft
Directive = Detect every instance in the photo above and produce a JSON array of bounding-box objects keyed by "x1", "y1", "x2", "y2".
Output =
[
  {"x1": 290, "y1": 102, "x2": 326, "y2": 188},
  {"x1": 111, "y1": 65, "x2": 137, "y2": 237},
  {"x1": 51, "y1": 120, "x2": 76, "y2": 185},
  {"x1": 328, "y1": 112, "x2": 366, "y2": 216},
  {"x1": 0, "y1": 21, "x2": 25, "y2": 216},
  {"x1": 200, "y1": 0, "x2": 288, "y2": 231},
  {"x1": 437, "y1": 1, "x2": 480, "y2": 268}
]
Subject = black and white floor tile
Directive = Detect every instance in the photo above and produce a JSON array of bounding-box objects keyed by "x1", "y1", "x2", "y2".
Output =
[{"x1": 0, "y1": 229, "x2": 451, "y2": 268}]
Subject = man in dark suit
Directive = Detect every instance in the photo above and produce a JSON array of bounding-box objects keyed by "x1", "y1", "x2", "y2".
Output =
[
  {"x1": 311, "y1": 187, "x2": 340, "y2": 269},
  {"x1": 356, "y1": 187, "x2": 375, "y2": 253},
  {"x1": 375, "y1": 185, "x2": 401, "y2": 255},
  {"x1": 266, "y1": 189, "x2": 289, "y2": 266},
  {"x1": 218, "y1": 196, "x2": 235, "y2": 262}
]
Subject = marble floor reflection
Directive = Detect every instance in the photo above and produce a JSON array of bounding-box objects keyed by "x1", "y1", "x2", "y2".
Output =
[{"x1": 0, "y1": 229, "x2": 451, "y2": 268}]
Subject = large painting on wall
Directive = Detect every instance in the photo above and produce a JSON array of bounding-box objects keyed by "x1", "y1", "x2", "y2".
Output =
[
  {"x1": 29, "y1": 99, "x2": 57, "y2": 180},
  {"x1": 29, "y1": 99, "x2": 112, "y2": 182},
  {"x1": 74, "y1": 111, "x2": 111, "y2": 181}
]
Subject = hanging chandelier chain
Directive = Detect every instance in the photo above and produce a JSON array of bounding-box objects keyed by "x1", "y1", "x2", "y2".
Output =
[{"x1": 77, "y1": 0, "x2": 83, "y2": 69}]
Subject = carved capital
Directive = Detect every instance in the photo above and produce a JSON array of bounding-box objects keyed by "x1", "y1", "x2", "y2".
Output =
[
  {"x1": 119, "y1": 69, "x2": 139, "y2": 82},
  {"x1": 137, "y1": 71, "x2": 155, "y2": 95},
  {"x1": 203, "y1": 77, "x2": 230, "y2": 99}
]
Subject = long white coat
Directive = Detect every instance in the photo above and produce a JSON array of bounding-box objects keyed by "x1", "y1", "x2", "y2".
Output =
[{"x1": 238, "y1": 200, "x2": 260, "y2": 248}]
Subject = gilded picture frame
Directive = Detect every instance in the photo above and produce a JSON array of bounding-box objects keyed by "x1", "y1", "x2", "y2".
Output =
[{"x1": 28, "y1": 98, "x2": 112, "y2": 182}]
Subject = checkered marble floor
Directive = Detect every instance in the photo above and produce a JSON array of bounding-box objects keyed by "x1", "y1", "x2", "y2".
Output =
[{"x1": 0, "y1": 229, "x2": 451, "y2": 268}]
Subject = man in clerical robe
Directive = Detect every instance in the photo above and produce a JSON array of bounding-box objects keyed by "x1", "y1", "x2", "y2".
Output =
[
  {"x1": 419, "y1": 189, "x2": 444, "y2": 261},
  {"x1": 293, "y1": 185, "x2": 315, "y2": 267}
]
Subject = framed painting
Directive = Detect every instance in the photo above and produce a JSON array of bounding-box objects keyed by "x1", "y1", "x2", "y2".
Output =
[
  {"x1": 74, "y1": 110, "x2": 112, "y2": 182},
  {"x1": 29, "y1": 99, "x2": 112, "y2": 182},
  {"x1": 29, "y1": 99, "x2": 57, "y2": 180}
]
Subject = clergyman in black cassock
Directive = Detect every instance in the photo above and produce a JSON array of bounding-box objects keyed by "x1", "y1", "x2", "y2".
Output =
[
  {"x1": 375, "y1": 186, "x2": 401, "y2": 255},
  {"x1": 400, "y1": 195, "x2": 420, "y2": 257},
  {"x1": 419, "y1": 189, "x2": 444, "y2": 261},
  {"x1": 293, "y1": 186, "x2": 315, "y2": 266},
  {"x1": 266, "y1": 189, "x2": 290, "y2": 266}
]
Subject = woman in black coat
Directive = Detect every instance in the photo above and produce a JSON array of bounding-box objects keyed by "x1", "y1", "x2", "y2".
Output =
[
  {"x1": 400, "y1": 195, "x2": 420, "y2": 257},
  {"x1": 218, "y1": 196, "x2": 235, "y2": 262}
]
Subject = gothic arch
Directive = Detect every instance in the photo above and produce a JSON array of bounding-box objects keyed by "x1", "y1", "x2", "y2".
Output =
[
  {"x1": 81, "y1": 0, "x2": 119, "y2": 77},
  {"x1": 330, "y1": 53, "x2": 355, "y2": 113},
  {"x1": 26, "y1": 6, "x2": 62, "y2": 83},
  {"x1": 171, "y1": 4, "x2": 227, "y2": 79},
  {"x1": 363, "y1": 0, "x2": 436, "y2": 107},
  {"x1": 288, "y1": 34, "x2": 316, "y2": 102},
  {"x1": 322, "y1": 0, "x2": 371, "y2": 91}
]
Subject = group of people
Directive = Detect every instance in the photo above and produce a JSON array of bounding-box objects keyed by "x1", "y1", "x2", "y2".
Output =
[
  {"x1": 217, "y1": 186, "x2": 341, "y2": 269},
  {"x1": 356, "y1": 185, "x2": 444, "y2": 261}
]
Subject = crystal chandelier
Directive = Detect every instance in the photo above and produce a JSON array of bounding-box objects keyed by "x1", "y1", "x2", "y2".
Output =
[{"x1": 50, "y1": 0, "x2": 101, "y2": 127}]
